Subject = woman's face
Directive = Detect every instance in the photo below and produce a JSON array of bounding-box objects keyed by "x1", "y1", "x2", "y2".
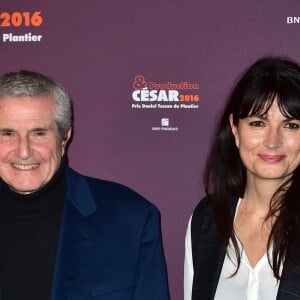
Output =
[{"x1": 230, "y1": 101, "x2": 300, "y2": 185}]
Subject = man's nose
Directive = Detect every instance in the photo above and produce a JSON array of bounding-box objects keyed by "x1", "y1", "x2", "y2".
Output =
[{"x1": 17, "y1": 136, "x2": 32, "y2": 159}]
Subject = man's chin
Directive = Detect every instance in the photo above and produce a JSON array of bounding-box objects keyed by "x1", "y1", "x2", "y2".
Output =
[{"x1": 8, "y1": 184, "x2": 43, "y2": 195}]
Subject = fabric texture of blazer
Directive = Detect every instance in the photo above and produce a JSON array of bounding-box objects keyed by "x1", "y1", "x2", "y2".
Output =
[
  {"x1": 49, "y1": 167, "x2": 170, "y2": 300},
  {"x1": 191, "y1": 195, "x2": 300, "y2": 300}
]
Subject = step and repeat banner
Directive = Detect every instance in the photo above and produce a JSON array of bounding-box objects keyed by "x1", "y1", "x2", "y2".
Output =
[{"x1": 1, "y1": 1, "x2": 299, "y2": 298}]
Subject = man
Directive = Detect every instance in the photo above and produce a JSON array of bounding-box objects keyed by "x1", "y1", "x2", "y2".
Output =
[{"x1": 0, "y1": 70, "x2": 170, "y2": 300}]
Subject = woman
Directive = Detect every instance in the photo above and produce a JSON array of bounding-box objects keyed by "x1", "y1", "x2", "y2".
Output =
[{"x1": 184, "y1": 57, "x2": 300, "y2": 300}]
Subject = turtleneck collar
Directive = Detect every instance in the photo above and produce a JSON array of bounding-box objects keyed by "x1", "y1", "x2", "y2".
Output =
[{"x1": 0, "y1": 155, "x2": 67, "y2": 219}]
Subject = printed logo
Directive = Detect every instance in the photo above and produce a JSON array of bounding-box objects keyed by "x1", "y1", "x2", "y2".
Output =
[
  {"x1": 152, "y1": 118, "x2": 178, "y2": 132},
  {"x1": 287, "y1": 17, "x2": 300, "y2": 24},
  {"x1": 131, "y1": 75, "x2": 200, "y2": 110},
  {"x1": 0, "y1": 11, "x2": 43, "y2": 43},
  {"x1": 161, "y1": 118, "x2": 169, "y2": 127}
]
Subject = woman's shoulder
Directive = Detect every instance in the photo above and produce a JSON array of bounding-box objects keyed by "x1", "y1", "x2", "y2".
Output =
[
  {"x1": 192, "y1": 195, "x2": 214, "y2": 219},
  {"x1": 192, "y1": 194, "x2": 238, "y2": 224},
  {"x1": 190, "y1": 196, "x2": 215, "y2": 237},
  {"x1": 190, "y1": 196, "x2": 219, "y2": 260}
]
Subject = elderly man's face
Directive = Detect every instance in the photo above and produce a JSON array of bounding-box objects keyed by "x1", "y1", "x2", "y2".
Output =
[{"x1": 0, "y1": 96, "x2": 71, "y2": 194}]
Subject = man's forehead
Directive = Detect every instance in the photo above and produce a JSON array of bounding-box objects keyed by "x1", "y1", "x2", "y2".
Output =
[
  {"x1": 0, "y1": 94, "x2": 54, "y2": 101},
  {"x1": 0, "y1": 97, "x2": 56, "y2": 125},
  {"x1": 0, "y1": 95, "x2": 55, "y2": 109}
]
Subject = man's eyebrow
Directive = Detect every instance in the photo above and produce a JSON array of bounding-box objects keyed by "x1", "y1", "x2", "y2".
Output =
[
  {"x1": 30, "y1": 127, "x2": 55, "y2": 134},
  {"x1": 31, "y1": 127, "x2": 51, "y2": 132},
  {"x1": 0, "y1": 128, "x2": 15, "y2": 132},
  {"x1": 0, "y1": 127, "x2": 54, "y2": 132}
]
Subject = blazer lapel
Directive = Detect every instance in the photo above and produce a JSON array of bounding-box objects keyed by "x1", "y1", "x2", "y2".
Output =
[
  {"x1": 192, "y1": 195, "x2": 238, "y2": 300},
  {"x1": 51, "y1": 168, "x2": 98, "y2": 299},
  {"x1": 192, "y1": 213, "x2": 226, "y2": 300},
  {"x1": 277, "y1": 258, "x2": 300, "y2": 300}
]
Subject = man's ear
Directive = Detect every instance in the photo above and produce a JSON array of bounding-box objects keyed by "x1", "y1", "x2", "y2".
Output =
[
  {"x1": 61, "y1": 128, "x2": 72, "y2": 155},
  {"x1": 229, "y1": 114, "x2": 239, "y2": 148}
]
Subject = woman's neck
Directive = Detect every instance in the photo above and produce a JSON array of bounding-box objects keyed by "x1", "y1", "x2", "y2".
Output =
[{"x1": 243, "y1": 175, "x2": 287, "y2": 213}]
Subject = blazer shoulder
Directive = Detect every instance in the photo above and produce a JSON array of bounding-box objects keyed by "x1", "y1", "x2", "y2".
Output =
[
  {"x1": 67, "y1": 167, "x2": 159, "y2": 215},
  {"x1": 192, "y1": 194, "x2": 238, "y2": 224},
  {"x1": 192, "y1": 196, "x2": 214, "y2": 223},
  {"x1": 190, "y1": 196, "x2": 216, "y2": 255}
]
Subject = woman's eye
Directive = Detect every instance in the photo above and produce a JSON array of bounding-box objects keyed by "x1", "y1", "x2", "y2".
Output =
[
  {"x1": 249, "y1": 121, "x2": 265, "y2": 127},
  {"x1": 285, "y1": 122, "x2": 300, "y2": 129}
]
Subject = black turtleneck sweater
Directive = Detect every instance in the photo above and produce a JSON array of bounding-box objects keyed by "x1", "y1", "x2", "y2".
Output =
[{"x1": 0, "y1": 158, "x2": 67, "y2": 300}]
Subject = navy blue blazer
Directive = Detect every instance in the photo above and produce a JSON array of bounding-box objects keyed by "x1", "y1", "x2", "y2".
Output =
[
  {"x1": 50, "y1": 167, "x2": 170, "y2": 300},
  {"x1": 191, "y1": 196, "x2": 300, "y2": 300}
]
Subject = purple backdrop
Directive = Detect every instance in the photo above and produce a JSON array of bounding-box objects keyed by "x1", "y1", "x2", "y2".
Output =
[{"x1": 1, "y1": 1, "x2": 300, "y2": 298}]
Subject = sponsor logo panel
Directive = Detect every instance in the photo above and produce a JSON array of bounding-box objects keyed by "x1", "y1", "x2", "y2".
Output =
[{"x1": 131, "y1": 75, "x2": 200, "y2": 110}]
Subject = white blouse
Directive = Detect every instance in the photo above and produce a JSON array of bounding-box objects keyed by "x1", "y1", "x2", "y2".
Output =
[{"x1": 184, "y1": 199, "x2": 282, "y2": 300}]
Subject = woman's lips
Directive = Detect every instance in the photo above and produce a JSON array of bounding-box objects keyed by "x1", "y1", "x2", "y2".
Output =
[{"x1": 259, "y1": 154, "x2": 285, "y2": 163}]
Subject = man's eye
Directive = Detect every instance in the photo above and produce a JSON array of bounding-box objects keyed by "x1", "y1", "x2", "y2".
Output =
[
  {"x1": 249, "y1": 121, "x2": 265, "y2": 127},
  {"x1": 2, "y1": 132, "x2": 13, "y2": 137},
  {"x1": 33, "y1": 131, "x2": 47, "y2": 137}
]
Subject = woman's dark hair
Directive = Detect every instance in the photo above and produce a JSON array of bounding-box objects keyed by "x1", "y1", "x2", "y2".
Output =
[{"x1": 204, "y1": 57, "x2": 300, "y2": 279}]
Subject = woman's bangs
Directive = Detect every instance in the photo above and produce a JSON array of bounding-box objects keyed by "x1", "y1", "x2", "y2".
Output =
[
  {"x1": 276, "y1": 85, "x2": 300, "y2": 120},
  {"x1": 239, "y1": 89, "x2": 276, "y2": 119},
  {"x1": 239, "y1": 80, "x2": 300, "y2": 120}
]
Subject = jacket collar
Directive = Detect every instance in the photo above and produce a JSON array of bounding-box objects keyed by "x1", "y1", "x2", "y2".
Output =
[
  {"x1": 65, "y1": 167, "x2": 98, "y2": 216},
  {"x1": 51, "y1": 167, "x2": 98, "y2": 299}
]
